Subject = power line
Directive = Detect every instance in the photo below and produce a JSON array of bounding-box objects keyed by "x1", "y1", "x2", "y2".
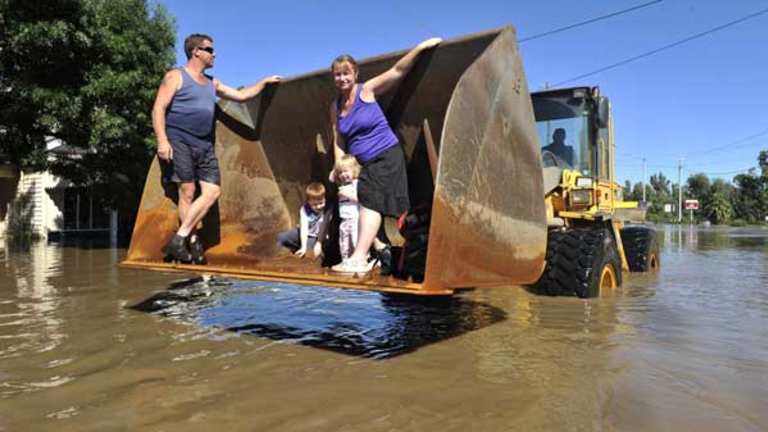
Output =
[
  {"x1": 619, "y1": 127, "x2": 768, "y2": 170},
  {"x1": 519, "y1": 0, "x2": 663, "y2": 43},
  {"x1": 553, "y1": 7, "x2": 768, "y2": 86},
  {"x1": 692, "y1": 167, "x2": 755, "y2": 176},
  {"x1": 682, "y1": 128, "x2": 768, "y2": 160}
]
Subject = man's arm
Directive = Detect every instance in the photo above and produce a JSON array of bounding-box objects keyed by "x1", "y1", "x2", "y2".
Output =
[
  {"x1": 151, "y1": 69, "x2": 182, "y2": 161},
  {"x1": 214, "y1": 75, "x2": 281, "y2": 102},
  {"x1": 363, "y1": 37, "x2": 441, "y2": 99}
]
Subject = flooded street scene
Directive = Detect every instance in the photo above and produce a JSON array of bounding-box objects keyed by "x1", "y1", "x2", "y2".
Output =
[
  {"x1": 1, "y1": 224, "x2": 767, "y2": 431},
  {"x1": 3, "y1": 1, "x2": 768, "y2": 431}
]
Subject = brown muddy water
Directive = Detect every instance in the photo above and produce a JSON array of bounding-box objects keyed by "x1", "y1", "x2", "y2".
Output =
[{"x1": 1, "y1": 225, "x2": 767, "y2": 431}]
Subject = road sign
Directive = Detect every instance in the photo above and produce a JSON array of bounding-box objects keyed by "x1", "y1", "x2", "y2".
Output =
[{"x1": 684, "y1": 199, "x2": 699, "y2": 210}]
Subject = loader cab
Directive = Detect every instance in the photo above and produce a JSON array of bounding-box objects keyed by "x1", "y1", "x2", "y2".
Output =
[{"x1": 531, "y1": 87, "x2": 613, "y2": 183}]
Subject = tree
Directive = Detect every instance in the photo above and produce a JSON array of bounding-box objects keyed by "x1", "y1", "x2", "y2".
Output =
[
  {"x1": 686, "y1": 173, "x2": 710, "y2": 202},
  {"x1": 649, "y1": 172, "x2": 671, "y2": 197},
  {"x1": 732, "y1": 169, "x2": 764, "y2": 223},
  {"x1": 759, "y1": 150, "x2": 768, "y2": 179},
  {"x1": 705, "y1": 179, "x2": 734, "y2": 224},
  {"x1": 1, "y1": 0, "x2": 93, "y2": 169},
  {"x1": 1, "y1": 0, "x2": 176, "y2": 225}
]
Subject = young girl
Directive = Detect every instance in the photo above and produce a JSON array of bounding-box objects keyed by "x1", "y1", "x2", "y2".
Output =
[{"x1": 335, "y1": 155, "x2": 361, "y2": 261}]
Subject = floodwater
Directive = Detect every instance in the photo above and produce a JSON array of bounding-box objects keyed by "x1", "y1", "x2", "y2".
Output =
[{"x1": 1, "y1": 225, "x2": 767, "y2": 431}]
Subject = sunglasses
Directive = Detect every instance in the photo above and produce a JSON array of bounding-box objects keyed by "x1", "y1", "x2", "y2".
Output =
[{"x1": 196, "y1": 46, "x2": 214, "y2": 54}]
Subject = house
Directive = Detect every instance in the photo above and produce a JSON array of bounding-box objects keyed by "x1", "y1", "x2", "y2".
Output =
[{"x1": 0, "y1": 141, "x2": 118, "y2": 244}]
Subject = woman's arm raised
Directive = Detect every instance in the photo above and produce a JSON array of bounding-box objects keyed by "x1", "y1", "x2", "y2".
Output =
[{"x1": 363, "y1": 37, "x2": 441, "y2": 99}]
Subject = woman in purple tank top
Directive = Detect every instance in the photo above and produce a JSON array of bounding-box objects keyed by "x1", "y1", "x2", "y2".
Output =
[{"x1": 329, "y1": 37, "x2": 442, "y2": 275}]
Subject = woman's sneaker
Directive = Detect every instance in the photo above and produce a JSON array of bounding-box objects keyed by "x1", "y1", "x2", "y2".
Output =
[
  {"x1": 162, "y1": 234, "x2": 193, "y2": 264},
  {"x1": 188, "y1": 235, "x2": 207, "y2": 265},
  {"x1": 331, "y1": 257, "x2": 375, "y2": 274}
]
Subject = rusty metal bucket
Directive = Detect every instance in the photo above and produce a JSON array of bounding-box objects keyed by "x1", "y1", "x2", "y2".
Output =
[{"x1": 121, "y1": 26, "x2": 546, "y2": 295}]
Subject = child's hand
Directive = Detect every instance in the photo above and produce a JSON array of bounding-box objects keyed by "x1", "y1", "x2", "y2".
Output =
[
  {"x1": 312, "y1": 242, "x2": 323, "y2": 259},
  {"x1": 294, "y1": 247, "x2": 306, "y2": 258},
  {"x1": 328, "y1": 169, "x2": 337, "y2": 183}
]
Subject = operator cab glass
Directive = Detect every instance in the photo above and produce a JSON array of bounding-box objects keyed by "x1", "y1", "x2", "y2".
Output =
[{"x1": 532, "y1": 89, "x2": 594, "y2": 177}]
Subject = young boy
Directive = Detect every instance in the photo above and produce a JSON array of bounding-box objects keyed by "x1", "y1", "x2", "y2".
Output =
[
  {"x1": 277, "y1": 182, "x2": 329, "y2": 258},
  {"x1": 334, "y1": 155, "x2": 361, "y2": 261}
]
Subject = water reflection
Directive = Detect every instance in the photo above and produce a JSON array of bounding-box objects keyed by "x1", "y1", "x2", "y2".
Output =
[
  {"x1": 0, "y1": 241, "x2": 65, "y2": 361},
  {"x1": 663, "y1": 224, "x2": 768, "y2": 251},
  {"x1": 130, "y1": 279, "x2": 506, "y2": 359}
]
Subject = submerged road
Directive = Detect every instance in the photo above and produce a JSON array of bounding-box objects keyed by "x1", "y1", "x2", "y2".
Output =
[{"x1": 1, "y1": 224, "x2": 766, "y2": 431}]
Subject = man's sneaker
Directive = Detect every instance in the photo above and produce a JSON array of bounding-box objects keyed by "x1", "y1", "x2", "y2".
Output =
[
  {"x1": 188, "y1": 235, "x2": 207, "y2": 265},
  {"x1": 162, "y1": 234, "x2": 193, "y2": 264},
  {"x1": 331, "y1": 257, "x2": 375, "y2": 274}
]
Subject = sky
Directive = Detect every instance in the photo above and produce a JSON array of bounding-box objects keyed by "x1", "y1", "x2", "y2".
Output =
[{"x1": 156, "y1": 0, "x2": 768, "y2": 187}]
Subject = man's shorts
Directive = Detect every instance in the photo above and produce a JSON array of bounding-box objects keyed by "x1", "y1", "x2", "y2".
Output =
[{"x1": 160, "y1": 135, "x2": 221, "y2": 186}]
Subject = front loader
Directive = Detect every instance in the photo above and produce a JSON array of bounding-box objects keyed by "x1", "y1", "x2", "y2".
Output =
[
  {"x1": 531, "y1": 87, "x2": 660, "y2": 297},
  {"x1": 122, "y1": 26, "x2": 658, "y2": 297}
]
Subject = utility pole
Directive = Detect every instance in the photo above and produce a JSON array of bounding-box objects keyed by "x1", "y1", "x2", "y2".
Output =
[
  {"x1": 677, "y1": 158, "x2": 683, "y2": 223},
  {"x1": 642, "y1": 157, "x2": 647, "y2": 202}
]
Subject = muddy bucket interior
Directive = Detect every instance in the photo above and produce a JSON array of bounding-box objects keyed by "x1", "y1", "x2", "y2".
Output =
[{"x1": 122, "y1": 26, "x2": 546, "y2": 295}]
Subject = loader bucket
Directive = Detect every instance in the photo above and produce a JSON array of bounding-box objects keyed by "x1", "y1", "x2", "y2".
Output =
[{"x1": 122, "y1": 26, "x2": 547, "y2": 295}]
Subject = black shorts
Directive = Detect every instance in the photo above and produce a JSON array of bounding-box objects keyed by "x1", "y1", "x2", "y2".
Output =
[
  {"x1": 160, "y1": 136, "x2": 221, "y2": 185},
  {"x1": 358, "y1": 145, "x2": 410, "y2": 217}
]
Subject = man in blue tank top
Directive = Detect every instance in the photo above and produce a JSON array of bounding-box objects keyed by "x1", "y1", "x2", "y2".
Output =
[{"x1": 152, "y1": 33, "x2": 280, "y2": 264}]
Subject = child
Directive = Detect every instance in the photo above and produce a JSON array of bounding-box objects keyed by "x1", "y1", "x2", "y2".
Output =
[
  {"x1": 334, "y1": 155, "x2": 361, "y2": 261},
  {"x1": 277, "y1": 182, "x2": 329, "y2": 259}
]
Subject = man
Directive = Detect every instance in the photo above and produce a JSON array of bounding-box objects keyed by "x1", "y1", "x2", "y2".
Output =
[
  {"x1": 152, "y1": 33, "x2": 280, "y2": 263},
  {"x1": 541, "y1": 128, "x2": 574, "y2": 167}
]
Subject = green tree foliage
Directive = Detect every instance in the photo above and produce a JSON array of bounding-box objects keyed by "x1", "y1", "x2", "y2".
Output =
[
  {"x1": 705, "y1": 179, "x2": 734, "y2": 224},
  {"x1": 686, "y1": 173, "x2": 710, "y2": 202},
  {"x1": 623, "y1": 150, "x2": 768, "y2": 225},
  {"x1": 1, "y1": 0, "x2": 175, "y2": 219},
  {"x1": 759, "y1": 150, "x2": 768, "y2": 179},
  {"x1": 649, "y1": 172, "x2": 671, "y2": 196},
  {"x1": 733, "y1": 169, "x2": 766, "y2": 223}
]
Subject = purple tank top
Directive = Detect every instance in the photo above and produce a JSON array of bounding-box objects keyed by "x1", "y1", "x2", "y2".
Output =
[
  {"x1": 166, "y1": 68, "x2": 217, "y2": 142},
  {"x1": 336, "y1": 84, "x2": 398, "y2": 163}
]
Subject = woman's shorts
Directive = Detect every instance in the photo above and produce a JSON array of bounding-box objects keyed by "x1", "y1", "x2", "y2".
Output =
[{"x1": 358, "y1": 145, "x2": 410, "y2": 217}]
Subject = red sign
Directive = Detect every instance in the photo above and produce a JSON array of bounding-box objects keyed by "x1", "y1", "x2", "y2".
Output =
[{"x1": 684, "y1": 199, "x2": 699, "y2": 210}]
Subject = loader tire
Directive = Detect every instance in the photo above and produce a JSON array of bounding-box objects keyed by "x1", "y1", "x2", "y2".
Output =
[
  {"x1": 536, "y1": 228, "x2": 622, "y2": 298},
  {"x1": 620, "y1": 226, "x2": 660, "y2": 272}
]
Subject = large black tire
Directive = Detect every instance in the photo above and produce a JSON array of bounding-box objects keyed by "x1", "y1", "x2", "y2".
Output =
[
  {"x1": 620, "y1": 226, "x2": 660, "y2": 272},
  {"x1": 535, "y1": 228, "x2": 622, "y2": 298}
]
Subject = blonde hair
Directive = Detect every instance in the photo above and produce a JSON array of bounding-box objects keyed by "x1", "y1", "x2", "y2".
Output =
[
  {"x1": 305, "y1": 182, "x2": 326, "y2": 200},
  {"x1": 334, "y1": 155, "x2": 361, "y2": 180}
]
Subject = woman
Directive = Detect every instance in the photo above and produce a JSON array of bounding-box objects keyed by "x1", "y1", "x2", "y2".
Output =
[{"x1": 329, "y1": 37, "x2": 441, "y2": 274}]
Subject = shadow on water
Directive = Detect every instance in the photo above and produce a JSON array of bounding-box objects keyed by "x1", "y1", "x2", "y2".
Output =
[{"x1": 129, "y1": 277, "x2": 506, "y2": 359}]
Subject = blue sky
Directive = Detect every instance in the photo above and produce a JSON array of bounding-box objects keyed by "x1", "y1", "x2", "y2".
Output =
[{"x1": 157, "y1": 0, "x2": 768, "y2": 186}]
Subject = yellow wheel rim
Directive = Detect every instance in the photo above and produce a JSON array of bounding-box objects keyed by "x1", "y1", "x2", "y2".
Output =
[{"x1": 599, "y1": 264, "x2": 617, "y2": 291}]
